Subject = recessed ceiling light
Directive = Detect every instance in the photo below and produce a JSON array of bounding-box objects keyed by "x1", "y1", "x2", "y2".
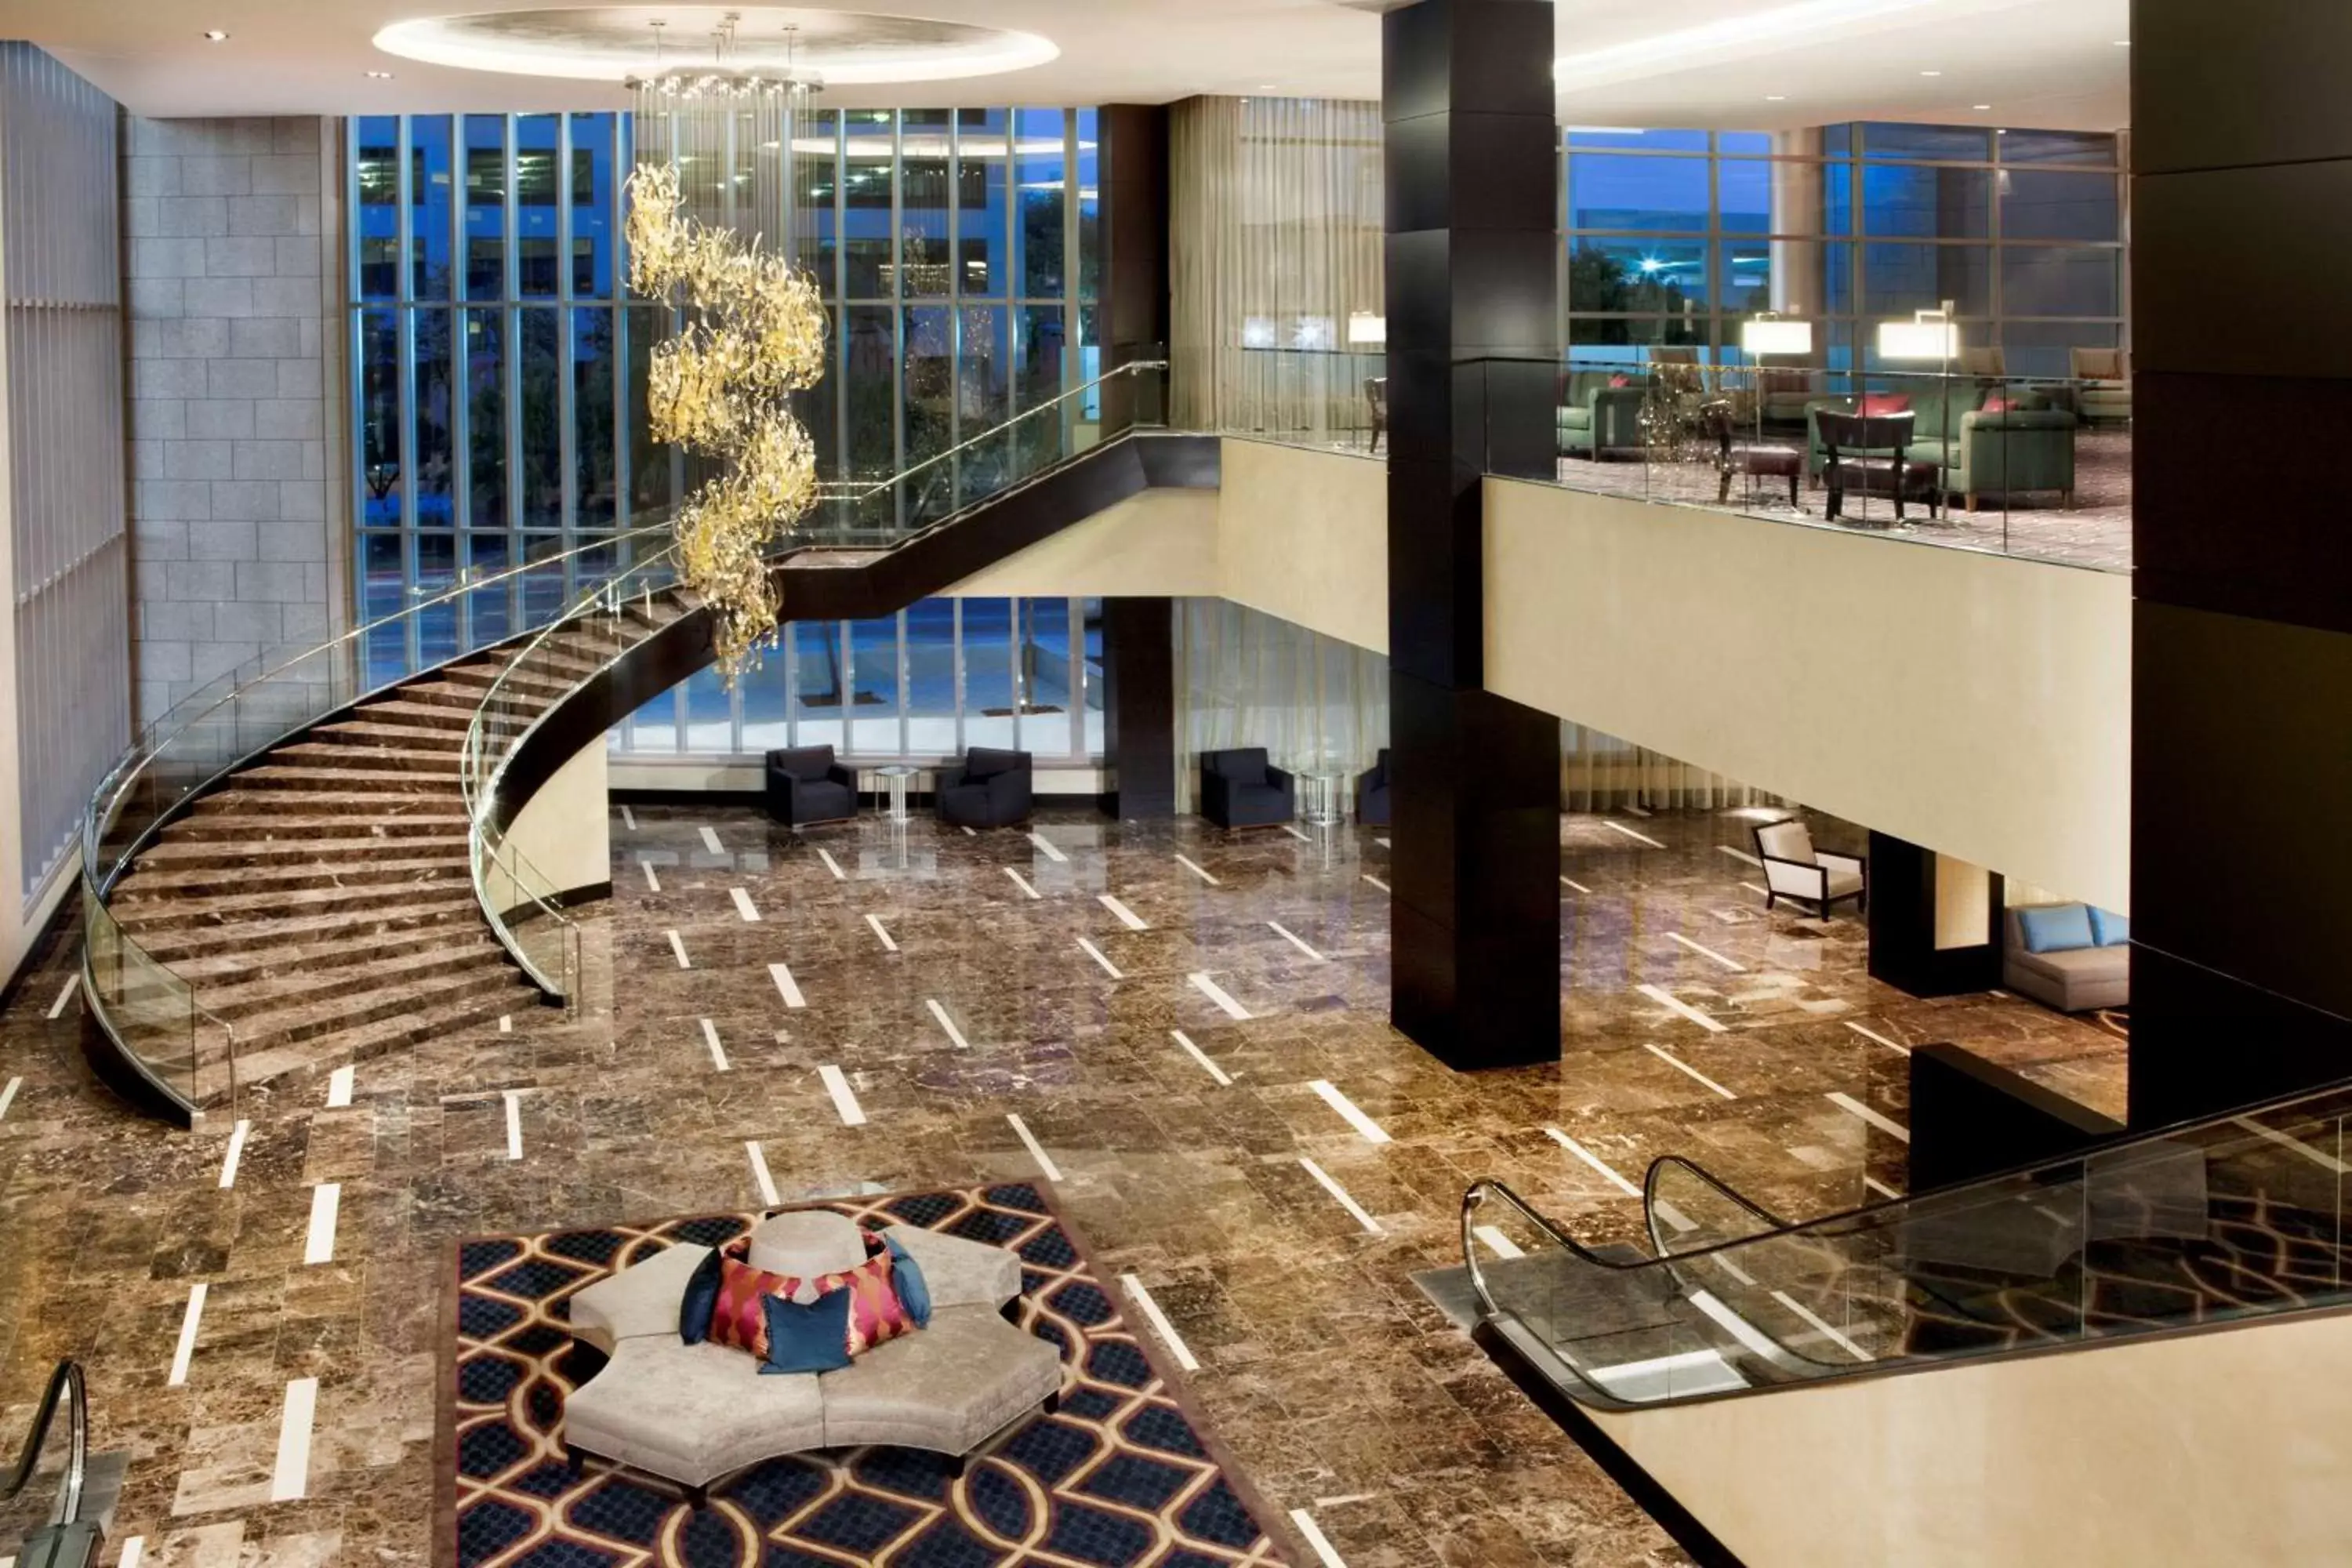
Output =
[
  {"x1": 2113, "y1": 38, "x2": 2130, "y2": 46},
  {"x1": 1973, "y1": 103, "x2": 1991, "y2": 111},
  {"x1": 1766, "y1": 94, "x2": 1787, "y2": 101},
  {"x1": 366, "y1": 70, "x2": 394, "y2": 78},
  {"x1": 201, "y1": 29, "x2": 228, "y2": 42},
  {"x1": 1918, "y1": 69, "x2": 1941, "y2": 76},
  {"x1": 1258, "y1": 83, "x2": 1276, "y2": 90}
]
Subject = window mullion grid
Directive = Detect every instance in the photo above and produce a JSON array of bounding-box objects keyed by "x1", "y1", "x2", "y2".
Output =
[
  {"x1": 395, "y1": 116, "x2": 422, "y2": 673},
  {"x1": 503, "y1": 117, "x2": 526, "y2": 631},
  {"x1": 557, "y1": 113, "x2": 579, "y2": 604},
  {"x1": 891, "y1": 111, "x2": 907, "y2": 530}
]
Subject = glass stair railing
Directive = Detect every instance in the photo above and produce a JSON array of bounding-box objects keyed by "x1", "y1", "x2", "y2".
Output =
[{"x1": 1465, "y1": 1080, "x2": 2352, "y2": 1410}]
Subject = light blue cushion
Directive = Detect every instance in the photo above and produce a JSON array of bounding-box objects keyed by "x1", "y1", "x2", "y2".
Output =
[
  {"x1": 2089, "y1": 907, "x2": 2130, "y2": 947},
  {"x1": 882, "y1": 1232, "x2": 932, "y2": 1328},
  {"x1": 2019, "y1": 904, "x2": 2096, "y2": 954}
]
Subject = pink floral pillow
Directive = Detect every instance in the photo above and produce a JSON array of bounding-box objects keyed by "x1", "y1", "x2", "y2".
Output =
[{"x1": 1857, "y1": 393, "x2": 1912, "y2": 418}]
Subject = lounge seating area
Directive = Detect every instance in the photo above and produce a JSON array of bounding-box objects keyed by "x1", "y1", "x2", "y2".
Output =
[
  {"x1": 1200, "y1": 746, "x2": 1297, "y2": 829},
  {"x1": 1754, "y1": 817, "x2": 1868, "y2": 918},
  {"x1": 2004, "y1": 902, "x2": 2132, "y2": 1013},
  {"x1": 764, "y1": 743, "x2": 860, "y2": 829},
  {"x1": 935, "y1": 746, "x2": 1034, "y2": 829}
]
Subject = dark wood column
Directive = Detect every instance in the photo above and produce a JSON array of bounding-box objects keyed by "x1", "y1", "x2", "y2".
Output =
[
  {"x1": 1867, "y1": 832, "x2": 2004, "y2": 998},
  {"x1": 1099, "y1": 103, "x2": 1171, "y2": 432},
  {"x1": 1101, "y1": 597, "x2": 1176, "y2": 818},
  {"x1": 2129, "y1": 5, "x2": 2352, "y2": 1124},
  {"x1": 1383, "y1": 0, "x2": 1562, "y2": 1069}
]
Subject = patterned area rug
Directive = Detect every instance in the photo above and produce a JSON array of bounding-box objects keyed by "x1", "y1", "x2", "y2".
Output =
[{"x1": 446, "y1": 1184, "x2": 1288, "y2": 1566}]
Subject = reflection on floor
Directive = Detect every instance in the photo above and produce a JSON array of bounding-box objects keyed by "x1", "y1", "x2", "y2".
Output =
[
  {"x1": 0, "y1": 804, "x2": 2124, "y2": 1566},
  {"x1": 1555, "y1": 427, "x2": 2134, "y2": 575}
]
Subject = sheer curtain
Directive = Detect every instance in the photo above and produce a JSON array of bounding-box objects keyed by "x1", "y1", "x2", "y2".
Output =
[
  {"x1": 1171, "y1": 96, "x2": 1385, "y2": 438},
  {"x1": 1174, "y1": 598, "x2": 1387, "y2": 811},
  {"x1": 1559, "y1": 723, "x2": 1784, "y2": 813}
]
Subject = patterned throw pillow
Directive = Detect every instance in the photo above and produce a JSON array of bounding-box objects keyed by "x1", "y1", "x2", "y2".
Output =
[
  {"x1": 774, "y1": 1229, "x2": 918, "y2": 1357},
  {"x1": 1857, "y1": 393, "x2": 1913, "y2": 418},
  {"x1": 706, "y1": 1251, "x2": 797, "y2": 1359},
  {"x1": 1980, "y1": 395, "x2": 2014, "y2": 415}
]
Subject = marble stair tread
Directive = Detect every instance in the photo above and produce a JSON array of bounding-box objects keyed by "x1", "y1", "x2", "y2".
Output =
[
  {"x1": 345, "y1": 699, "x2": 480, "y2": 731},
  {"x1": 166, "y1": 919, "x2": 499, "y2": 982},
  {"x1": 110, "y1": 875, "x2": 480, "y2": 931},
  {"x1": 180, "y1": 793, "x2": 471, "y2": 826},
  {"x1": 196, "y1": 938, "x2": 513, "y2": 1018},
  {"x1": 132, "y1": 832, "x2": 472, "y2": 869},
  {"x1": 273, "y1": 741, "x2": 463, "y2": 773},
  {"x1": 229, "y1": 765, "x2": 466, "y2": 793},
  {"x1": 122, "y1": 895, "x2": 481, "y2": 964},
  {"x1": 307, "y1": 720, "x2": 470, "y2": 751},
  {"x1": 201, "y1": 985, "x2": 537, "y2": 1091},
  {"x1": 114, "y1": 852, "x2": 465, "y2": 898},
  {"x1": 208, "y1": 961, "x2": 527, "y2": 1048}
]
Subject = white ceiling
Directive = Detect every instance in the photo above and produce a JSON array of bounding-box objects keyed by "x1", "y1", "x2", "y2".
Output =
[{"x1": 0, "y1": 0, "x2": 2129, "y2": 130}]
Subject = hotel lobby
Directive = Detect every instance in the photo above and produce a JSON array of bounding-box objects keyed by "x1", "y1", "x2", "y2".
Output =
[{"x1": 0, "y1": 2, "x2": 2347, "y2": 1566}]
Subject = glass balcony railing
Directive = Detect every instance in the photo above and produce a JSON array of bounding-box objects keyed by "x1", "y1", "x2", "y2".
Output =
[{"x1": 1464, "y1": 1080, "x2": 2352, "y2": 1410}]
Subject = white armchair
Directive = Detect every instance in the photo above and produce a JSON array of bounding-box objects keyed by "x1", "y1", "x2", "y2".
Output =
[{"x1": 1753, "y1": 818, "x2": 1866, "y2": 917}]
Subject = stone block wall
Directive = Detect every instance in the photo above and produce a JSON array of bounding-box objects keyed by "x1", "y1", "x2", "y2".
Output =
[{"x1": 122, "y1": 116, "x2": 347, "y2": 724}]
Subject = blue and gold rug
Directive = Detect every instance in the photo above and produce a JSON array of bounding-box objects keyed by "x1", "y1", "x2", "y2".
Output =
[{"x1": 445, "y1": 1182, "x2": 1290, "y2": 1566}]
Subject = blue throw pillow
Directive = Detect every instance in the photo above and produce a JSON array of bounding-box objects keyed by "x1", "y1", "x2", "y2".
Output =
[
  {"x1": 759, "y1": 1289, "x2": 854, "y2": 1375},
  {"x1": 882, "y1": 1232, "x2": 932, "y2": 1328},
  {"x1": 2018, "y1": 904, "x2": 2096, "y2": 954},
  {"x1": 677, "y1": 1247, "x2": 724, "y2": 1345},
  {"x1": 2089, "y1": 907, "x2": 2131, "y2": 947}
]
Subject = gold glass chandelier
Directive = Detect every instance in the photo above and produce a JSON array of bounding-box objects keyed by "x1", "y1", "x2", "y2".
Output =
[{"x1": 626, "y1": 18, "x2": 827, "y2": 682}]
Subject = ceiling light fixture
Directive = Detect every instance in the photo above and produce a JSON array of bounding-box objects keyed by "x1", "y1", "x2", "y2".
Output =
[
  {"x1": 366, "y1": 70, "x2": 394, "y2": 78},
  {"x1": 1553, "y1": 0, "x2": 1937, "y2": 89},
  {"x1": 1973, "y1": 103, "x2": 1991, "y2": 111},
  {"x1": 201, "y1": 29, "x2": 228, "y2": 42},
  {"x1": 1766, "y1": 94, "x2": 1787, "y2": 101},
  {"x1": 1918, "y1": 69, "x2": 1941, "y2": 76}
]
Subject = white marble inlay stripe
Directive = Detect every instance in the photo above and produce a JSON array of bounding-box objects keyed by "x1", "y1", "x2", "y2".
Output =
[
  {"x1": 1828, "y1": 1091, "x2": 1911, "y2": 1142},
  {"x1": 926, "y1": 998, "x2": 971, "y2": 1050},
  {"x1": 1174, "y1": 854, "x2": 1219, "y2": 886},
  {"x1": 1472, "y1": 1224, "x2": 1525, "y2": 1259},
  {"x1": 1363, "y1": 874, "x2": 1390, "y2": 893},
  {"x1": 502, "y1": 1090, "x2": 524, "y2": 1161},
  {"x1": 1097, "y1": 893, "x2": 1149, "y2": 931},
  {"x1": 325, "y1": 1065, "x2": 354, "y2": 1108},
  {"x1": 1308, "y1": 1079, "x2": 1392, "y2": 1145},
  {"x1": 1717, "y1": 844, "x2": 1766, "y2": 867},
  {"x1": 731, "y1": 887, "x2": 761, "y2": 922},
  {"x1": 666, "y1": 930, "x2": 691, "y2": 969},
  {"x1": 1299, "y1": 1157, "x2": 1383, "y2": 1234},
  {"x1": 768, "y1": 962, "x2": 806, "y2": 1008},
  {"x1": 1119, "y1": 1273, "x2": 1199, "y2": 1373},
  {"x1": 46, "y1": 971, "x2": 79, "y2": 1019},
  {"x1": 1864, "y1": 1174, "x2": 1904, "y2": 1201},
  {"x1": 699, "y1": 826, "x2": 724, "y2": 855},
  {"x1": 2231, "y1": 1116, "x2": 2352, "y2": 1174},
  {"x1": 1374, "y1": 837, "x2": 1390, "y2": 848},
  {"x1": 865, "y1": 913, "x2": 898, "y2": 952},
  {"x1": 816, "y1": 848, "x2": 847, "y2": 882},
  {"x1": 818, "y1": 1065, "x2": 867, "y2": 1127},
  {"x1": 1668, "y1": 931, "x2": 1747, "y2": 972},
  {"x1": 0, "y1": 1076, "x2": 20, "y2": 1123},
  {"x1": 1283, "y1": 826, "x2": 1312, "y2": 843},
  {"x1": 1772, "y1": 1290, "x2": 1875, "y2": 1361},
  {"x1": 699, "y1": 1018, "x2": 730, "y2": 1072},
  {"x1": 1269, "y1": 921, "x2": 1327, "y2": 963},
  {"x1": 270, "y1": 1376, "x2": 318, "y2": 1502},
  {"x1": 1637, "y1": 982, "x2": 1729, "y2": 1033},
  {"x1": 746, "y1": 1140, "x2": 780, "y2": 1205},
  {"x1": 1004, "y1": 866, "x2": 1041, "y2": 900},
  {"x1": 1560, "y1": 876, "x2": 1592, "y2": 895},
  {"x1": 1186, "y1": 971, "x2": 1251, "y2": 1020},
  {"x1": 1027, "y1": 830, "x2": 1069, "y2": 864},
  {"x1": 1171, "y1": 1029, "x2": 1232, "y2": 1087},
  {"x1": 1544, "y1": 1126, "x2": 1642, "y2": 1199},
  {"x1": 499, "y1": 1015, "x2": 512, "y2": 1034},
  {"x1": 1645, "y1": 1043, "x2": 1737, "y2": 1100},
  {"x1": 641, "y1": 858, "x2": 661, "y2": 893},
  {"x1": 303, "y1": 1183, "x2": 340, "y2": 1265},
  {"x1": 1077, "y1": 938, "x2": 1123, "y2": 979},
  {"x1": 1288, "y1": 1508, "x2": 1349, "y2": 1568},
  {"x1": 1845, "y1": 1020, "x2": 1911, "y2": 1054},
  {"x1": 621, "y1": 804, "x2": 637, "y2": 830},
  {"x1": 1740, "y1": 880, "x2": 1769, "y2": 898},
  {"x1": 961, "y1": 826, "x2": 976, "y2": 837},
  {"x1": 117, "y1": 1538, "x2": 147, "y2": 1568},
  {"x1": 168, "y1": 1282, "x2": 208, "y2": 1387},
  {"x1": 218, "y1": 1119, "x2": 250, "y2": 1189},
  {"x1": 1007, "y1": 1114, "x2": 1063, "y2": 1181},
  {"x1": 1604, "y1": 821, "x2": 1666, "y2": 848}
]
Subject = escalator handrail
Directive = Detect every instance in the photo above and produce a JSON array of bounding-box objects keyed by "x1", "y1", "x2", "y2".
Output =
[
  {"x1": 1640, "y1": 1152, "x2": 1790, "y2": 1261},
  {"x1": 2, "y1": 1360, "x2": 88, "y2": 1526}
]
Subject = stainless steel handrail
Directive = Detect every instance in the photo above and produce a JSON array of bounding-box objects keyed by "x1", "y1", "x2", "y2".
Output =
[
  {"x1": 1641, "y1": 1152, "x2": 1789, "y2": 1261},
  {"x1": 817, "y1": 359, "x2": 1168, "y2": 504},
  {"x1": 2, "y1": 1360, "x2": 89, "y2": 1526}
]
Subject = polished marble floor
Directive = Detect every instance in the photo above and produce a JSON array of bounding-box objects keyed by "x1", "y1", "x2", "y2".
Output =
[{"x1": 0, "y1": 803, "x2": 2125, "y2": 1566}]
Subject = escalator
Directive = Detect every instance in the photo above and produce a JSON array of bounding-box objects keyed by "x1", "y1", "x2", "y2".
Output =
[
  {"x1": 1463, "y1": 1082, "x2": 2352, "y2": 1564},
  {"x1": 2, "y1": 1362, "x2": 100, "y2": 1567}
]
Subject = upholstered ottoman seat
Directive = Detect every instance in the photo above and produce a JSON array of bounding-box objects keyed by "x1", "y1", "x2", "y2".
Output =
[{"x1": 561, "y1": 1210, "x2": 1054, "y2": 1502}]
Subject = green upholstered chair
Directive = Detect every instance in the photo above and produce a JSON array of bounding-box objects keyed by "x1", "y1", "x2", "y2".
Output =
[
  {"x1": 1908, "y1": 405, "x2": 2080, "y2": 511},
  {"x1": 1555, "y1": 373, "x2": 1649, "y2": 458}
]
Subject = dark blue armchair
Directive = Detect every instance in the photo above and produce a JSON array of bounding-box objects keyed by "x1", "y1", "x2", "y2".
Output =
[
  {"x1": 1200, "y1": 747, "x2": 1295, "y2": 829},
  {"x1": 1356, "y1": 747, "x2": 1392, "y2": 827},
  {"x1": 764, "y1": 744, "x2": 858, "y2": 828},
  {"x1": 937, "y1": 746, "x2": 1033, "y2": 829}
]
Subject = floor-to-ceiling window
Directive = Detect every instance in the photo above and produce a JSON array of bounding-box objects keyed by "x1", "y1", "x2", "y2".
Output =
[
  {"x1": 1562, "y1": 122, "x2": 2125, "y2": 376},
  {"x1": 347, "y1": 107, "x2": 1102, "y2": 691}
]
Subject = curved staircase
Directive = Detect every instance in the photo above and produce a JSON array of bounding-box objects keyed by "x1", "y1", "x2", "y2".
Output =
[{"x1": 101, "y1": 593, "x2": 689, "y2": 1098}]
